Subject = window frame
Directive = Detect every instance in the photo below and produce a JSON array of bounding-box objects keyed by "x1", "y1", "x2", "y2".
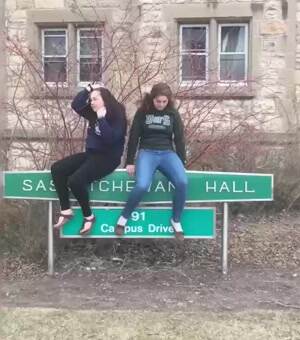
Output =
[
  {"x1": 76, "y1": 27, "x2": 104, "y2": 87},
  {"x1": 41, "y1": 28, "x2": 68, "y2": 86},
  {"x1": 179, "y1": 24, "x2": 209, "y2": 86},
  {"x1": 218, "y1": 23, "x2": 249, "y2": 84}
]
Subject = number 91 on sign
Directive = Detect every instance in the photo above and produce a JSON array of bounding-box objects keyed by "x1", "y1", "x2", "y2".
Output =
[{"x1": 60, "y1": 207, "x2": 216, "y2": 238}]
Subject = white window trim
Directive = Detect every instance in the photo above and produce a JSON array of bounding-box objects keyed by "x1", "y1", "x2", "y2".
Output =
[
  {"x1": 77, "y1": 27, "x2": 103, "y2": 87},
  {"x1": 218, "y1": 23, "x2": 248, "y2": 86},
  {"x1": 179, "y1": 24, "x2": 209, "y2": 86},
  {"x1": 41, "y1": 28, "x2": 68, "y2": 87}
]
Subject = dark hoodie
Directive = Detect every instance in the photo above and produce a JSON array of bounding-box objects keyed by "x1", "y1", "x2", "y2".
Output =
[
  {"x1": 126, "y1": 108, "x2": 186, "y2": 165},
  {"x1": 71, "y1": 89, "x2": 127, "y2": 161}
]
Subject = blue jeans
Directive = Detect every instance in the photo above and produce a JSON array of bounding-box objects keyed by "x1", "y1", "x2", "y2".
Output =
[{"x1": 122, "y1": 149, "x2": 188, "y2": 222}]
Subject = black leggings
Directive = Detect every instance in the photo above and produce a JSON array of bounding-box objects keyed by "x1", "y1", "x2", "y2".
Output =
[{"x1": 51, "y1": 151, "x2": 119, "y2": 217}]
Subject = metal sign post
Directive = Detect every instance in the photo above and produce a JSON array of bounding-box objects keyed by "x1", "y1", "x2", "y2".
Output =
[
  {"x1": 222, "y1": 202, "x2": 229, "y2": 275},
  {"x1": 48, "y1": 201, "x2": 54, "y2": 276}
]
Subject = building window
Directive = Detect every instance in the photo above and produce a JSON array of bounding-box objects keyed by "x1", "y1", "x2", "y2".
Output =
[
  {"x1": 41, "y1": 27, "x2": 103, "y2": 85},
  {"x1": 180, "y1": 24, "x2": 208, "y2": 82},
  {"x1": 219, "y1": 24, "x2": 248, "y2": 81},
  {"x1": 42, "y1": 29, "x2": 67, "y2": 83},
  {"x1": 77, "y1": 28, "x2": 103, "y2": 85},
  {"x1": 179, "y1": 22, "x2": 249, "y2": 84}
]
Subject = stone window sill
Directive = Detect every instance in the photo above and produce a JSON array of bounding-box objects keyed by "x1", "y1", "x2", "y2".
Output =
[
  {"x1": 30, "y1": 85, "x2": 85, "y2": 100},
  {"x1": 176, "y1": 83, "x2": 255, "y2": 100}
]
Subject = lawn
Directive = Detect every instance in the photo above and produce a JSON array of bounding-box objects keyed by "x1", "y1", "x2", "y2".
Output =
[{"x1": 0, "y1": 308, "x2": 299, "y2": 340}]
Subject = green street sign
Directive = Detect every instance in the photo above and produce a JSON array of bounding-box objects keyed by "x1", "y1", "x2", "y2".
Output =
[
  {"x1": 60, "y1": 207, "x2": 215, "y2": 238},
  {"x1": 3, "y1": 169, "x2": 273, "y2": 202}
]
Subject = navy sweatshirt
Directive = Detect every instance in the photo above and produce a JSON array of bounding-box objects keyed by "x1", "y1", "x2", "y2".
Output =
[{"x1": 71, "y1": 89, "x2": 127, "y2": 161}]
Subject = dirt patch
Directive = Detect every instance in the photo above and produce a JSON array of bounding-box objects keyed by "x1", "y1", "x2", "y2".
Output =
[
  {"x1": 0, "y1": 266, "x2": 299, "y2": 312},
  {"x1": 0, "y1": 212, "x2": 299, "y2": 313}
]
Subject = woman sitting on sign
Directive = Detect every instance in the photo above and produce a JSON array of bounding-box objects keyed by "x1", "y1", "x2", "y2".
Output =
[
  {"x1": 51, "y1": 83, "x2": 127, "y2": 235},
  {"x1": 115, "y1": 83, "x2": 187, "y2": 241}
]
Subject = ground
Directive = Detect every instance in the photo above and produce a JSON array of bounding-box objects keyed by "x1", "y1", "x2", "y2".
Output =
[
  {"x1": 0, "y1": 266, "x2": 299, "y2": 312},
  {"x1": 0, "y1": 211, "x2": 299, "y2": 339}
]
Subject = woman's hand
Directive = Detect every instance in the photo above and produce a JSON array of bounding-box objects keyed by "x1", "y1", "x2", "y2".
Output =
[
  {"x1": 85, "y1": 82, "x2": 105, "y2": 92},
  {"x1": 126, "y1": 165, "x2": 135, "y2": 176}
]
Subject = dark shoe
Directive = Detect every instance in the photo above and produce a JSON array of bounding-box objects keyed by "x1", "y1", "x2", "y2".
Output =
[
  {"x1": 174, "y1": 231, "x2": 185, "y2": 242},
  {"x1": 115, "y1": 224, "x2": 125, "y2": 236},
  {"x1": 53, "y1": 212, "x2": 73, "y2": 229},
  {"x1": 80, "y1": 215, "x2": 96, "y2": 235}
]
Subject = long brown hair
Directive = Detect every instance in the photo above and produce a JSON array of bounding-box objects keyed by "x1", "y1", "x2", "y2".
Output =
[{"x1": 139, "y1": 83, "x2": 175, "y2": 113}]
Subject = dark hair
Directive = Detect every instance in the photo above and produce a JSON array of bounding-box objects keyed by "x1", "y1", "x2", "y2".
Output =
[
  {"x1": 91, "y1": 88, "x2": 126, "y2": 123},
  {"x1": 139, "y1": 82, "x2": 175, "y2": 113}
]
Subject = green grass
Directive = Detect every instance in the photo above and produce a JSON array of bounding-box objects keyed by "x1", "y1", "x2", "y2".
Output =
[{"x1": 0, "y1": 308, "x2": 299, "y2": 340}]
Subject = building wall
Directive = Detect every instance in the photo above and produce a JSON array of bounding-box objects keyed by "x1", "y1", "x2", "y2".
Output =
[
  {"x1": 295, "y1": 0, "x2": 300, "y2": 104},
  {"x1": 0, "y1": 0, "x2": 7, "y2": 175},
  {"x1": 2, "y1": 0, "x2": 298, "y2": 169},
  {"x1": 0, "y1": 0, "x2": 7, "y2": 133},
  {"x1": 140, "y1": 0, "x2": 292, "y2": 133}
]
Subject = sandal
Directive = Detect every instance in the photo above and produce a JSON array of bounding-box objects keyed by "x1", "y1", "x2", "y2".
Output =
[
  {"x1": 53, "y1": 212, "x2": 73, "y2": 229},
  {"x1": 115, "y1": 224, "x2": 125, "y2": 236},
  {"x1": 79, "y1": 215, "x2": 96, "y2": 235}
]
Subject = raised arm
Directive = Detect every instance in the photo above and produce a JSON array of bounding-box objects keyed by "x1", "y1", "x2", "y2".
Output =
[
  {"x1": 71, "y1": 88, "x2": 96, "y2": 122},
  {"x1": 95, "y1": 106, "x2": 127, "y2": 145}
]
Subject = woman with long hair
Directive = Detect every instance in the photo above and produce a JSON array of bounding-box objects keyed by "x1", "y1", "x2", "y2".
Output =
[
  {"x1": 115, "y1": 82, "x2": 187, "y2": 240},
  {"x1": 51, "y1": 83, "x2": 127, "y2": 235}
]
